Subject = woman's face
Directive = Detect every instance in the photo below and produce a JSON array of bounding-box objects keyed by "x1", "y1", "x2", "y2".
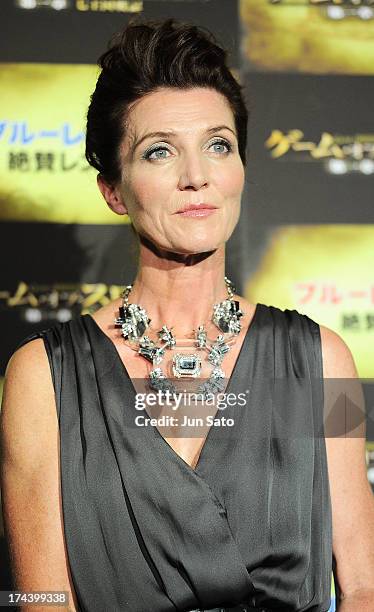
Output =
[{"x1": 108, "y1": 87, "x2": 245, "y2": 255}]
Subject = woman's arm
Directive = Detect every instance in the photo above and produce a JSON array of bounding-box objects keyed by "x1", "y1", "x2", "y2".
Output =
[
  {"x1": 320, "y1": 325, "x2": 374, "y2": 611},
  {"x1": 0, "y1": 339, "x2": 79, "y2": 612}
]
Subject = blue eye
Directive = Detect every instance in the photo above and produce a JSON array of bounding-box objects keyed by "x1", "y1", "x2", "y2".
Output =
[
  {"x1": 142, "y1": 146, "x2": 170, "y2": 161},
  {"x1": 142, "y1": 138, "x2": 233, "y2": 161},
  {"x1": 210, "y1": 139, "x2": 232, "y2": 154}
]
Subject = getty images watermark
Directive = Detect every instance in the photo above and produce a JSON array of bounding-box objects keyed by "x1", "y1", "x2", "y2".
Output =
[
  {"x1": 134, "y1": 388, "x2": 250, "y2": 429},
  {"x1": 125, "y1": 377, "x2": 374, "y2": 440}
]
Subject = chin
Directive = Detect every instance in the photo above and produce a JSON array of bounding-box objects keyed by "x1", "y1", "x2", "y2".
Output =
[
  {"x1": 141, "y1": 227, "x2": 231, "y2": 256},
  {"x1": 169, "y1": 238, "x2": 225, "y2": 255},
  {"x1": 171, "y1": 227, "x2": 231, "y2": 253}
]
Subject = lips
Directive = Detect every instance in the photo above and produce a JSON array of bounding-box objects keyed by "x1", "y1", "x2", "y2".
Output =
[{"x1": 175, "y1": 203, "x2": 218, "y2": 214}]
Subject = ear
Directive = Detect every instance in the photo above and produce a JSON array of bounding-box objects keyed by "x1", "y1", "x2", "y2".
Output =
[{"x1": 97, "y1": 174, "x2": 128, "y2": 216}]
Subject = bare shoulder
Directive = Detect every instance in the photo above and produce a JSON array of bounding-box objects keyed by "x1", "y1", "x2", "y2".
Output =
[
  {"x1": 4, "y1": 336, "x2": 52, "y2": 385},
  {"x1": 319, "y1": 323, "x2": 358, "y2": 378},
  {"x1": 319, "y1": 322, "x2": 364, "y2": 438},
  {"x1": 1, "y1": 337, "x2": 57, "y2": 472}
]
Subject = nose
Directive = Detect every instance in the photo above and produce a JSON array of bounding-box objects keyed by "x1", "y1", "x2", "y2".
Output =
[{"x1": 177, "y1": 153, "x2": 209, "y2": 191}]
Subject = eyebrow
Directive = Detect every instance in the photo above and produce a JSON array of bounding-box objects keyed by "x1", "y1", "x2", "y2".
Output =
[{"x1": 131, "y1": 125, "x2": 237, "y2": 153}]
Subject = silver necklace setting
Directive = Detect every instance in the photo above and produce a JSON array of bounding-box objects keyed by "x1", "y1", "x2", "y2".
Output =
[{"x1": 114, "y1": 277, "x2": 244, "y2": 399}]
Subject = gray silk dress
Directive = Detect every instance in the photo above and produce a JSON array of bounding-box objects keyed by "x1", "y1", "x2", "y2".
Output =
[{"x1": 16, "y1": 303, "x2": 333, "y2": 612}]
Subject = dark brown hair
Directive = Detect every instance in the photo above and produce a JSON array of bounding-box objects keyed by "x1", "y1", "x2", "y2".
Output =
[{"x1": 85, "y1": 17, "x2": 249, "y2": 185}]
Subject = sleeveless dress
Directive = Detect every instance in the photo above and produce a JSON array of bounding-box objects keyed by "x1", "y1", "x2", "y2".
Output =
[{"x1": 16, "y1": 303, "x2": 333, "y2": 612}]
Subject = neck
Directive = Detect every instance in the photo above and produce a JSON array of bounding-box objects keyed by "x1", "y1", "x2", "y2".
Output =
[{"x1": 127, "y1": 242, "x2": 231, "y2": 337}]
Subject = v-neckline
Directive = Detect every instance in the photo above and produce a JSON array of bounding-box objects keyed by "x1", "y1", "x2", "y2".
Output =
[{"x1": 83, "y1": 302, "x2": 263, "y2": 474}]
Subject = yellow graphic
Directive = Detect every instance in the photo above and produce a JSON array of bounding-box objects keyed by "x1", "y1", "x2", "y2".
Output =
[
  {"x1": 240, "y1": 0, "x2": 374, "y2": 74},
  {"x1": 265, "y1": 130, "x2": 374, "y2": 160},
  {"x1": 245, "y1": 225, "x2": 374, "y2": 377},
  {"x1": 0, "y1": 63, "x2": 130, "y2": 224},
  {"x1": 270, "y1": 0, "x2": 374, "y2": 4},
  {"x1": 75, "y1": 0, "x2": 143, "y2": 11},
  {"x1": 0, "y1": 281, "x2": 124, "y2": 313}
]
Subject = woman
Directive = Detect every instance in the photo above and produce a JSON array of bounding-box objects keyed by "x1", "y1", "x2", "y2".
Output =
[{"x1": 1, "y1": 18, "x2": 374, "y2": 612}]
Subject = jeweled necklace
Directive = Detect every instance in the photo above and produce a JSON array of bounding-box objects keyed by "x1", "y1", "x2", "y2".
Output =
[{"x1": 114, "y1": 276, "x2": 244, "y2": 399}]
